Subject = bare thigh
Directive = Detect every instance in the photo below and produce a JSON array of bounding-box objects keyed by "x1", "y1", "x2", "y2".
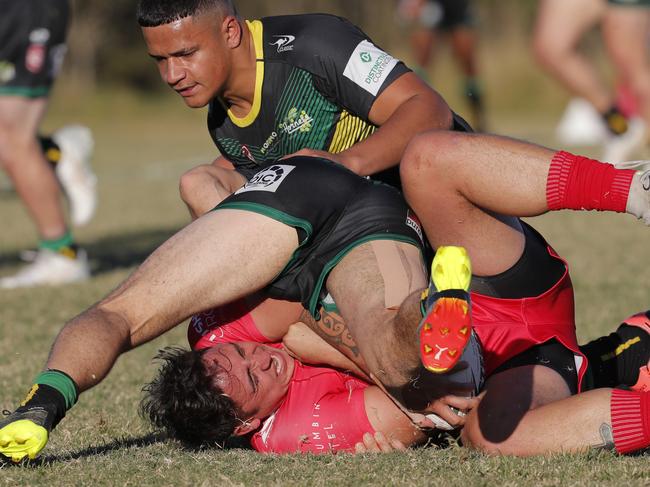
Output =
[
  {"x1": 534, "y1": 0, "x2": 605, "y2": 51},
  {"x1": 0, "y1": 97, "x2": 47, "y2": 153}
]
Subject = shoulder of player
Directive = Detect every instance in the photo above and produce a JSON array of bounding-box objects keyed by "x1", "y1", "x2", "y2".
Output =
[{"x1": 259, "y1": 13, "x2": 368, "y2": 64}]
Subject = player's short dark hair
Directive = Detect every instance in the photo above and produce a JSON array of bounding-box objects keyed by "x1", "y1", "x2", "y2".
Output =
[
  {"x1": 136, "y1": 0, "x2": 238, "y2": 27},
  {"x1": 140, "y1": 346, "x2": 240, "y2": 447}
]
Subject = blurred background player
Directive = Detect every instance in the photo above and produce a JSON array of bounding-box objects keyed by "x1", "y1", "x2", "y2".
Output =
[
  {"x1": 533, "y1": 0, "x2": 650, "y2": 162},
  {"x1": 0, "y1": 0, "x2": 96, "y2": 289},
  {"x1": 396, "y1": 0, "x2": 485, "y2": 131}
]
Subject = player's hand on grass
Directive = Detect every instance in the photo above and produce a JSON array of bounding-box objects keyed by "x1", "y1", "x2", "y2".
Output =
[
  {"x1": 354, "y1": 432, "x2": 406, "y2": 454},
  {"x1": 0, "y1": 411, "x2": 51, "y2": 462}
]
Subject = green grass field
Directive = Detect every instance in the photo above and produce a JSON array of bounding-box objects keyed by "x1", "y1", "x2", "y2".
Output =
[{"x1": 0, "y1": 84, "x2": 649, "y2": 486}]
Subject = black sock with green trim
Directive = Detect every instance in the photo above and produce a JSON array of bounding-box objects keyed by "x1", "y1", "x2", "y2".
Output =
[{"x1": 8, "y1": 370, "x2": 79, "y2": 432}]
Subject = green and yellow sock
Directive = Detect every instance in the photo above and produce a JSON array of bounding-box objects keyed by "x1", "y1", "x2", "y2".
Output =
[{"x1": 39, "y1": 231, "x2": 78, "y2": 259}]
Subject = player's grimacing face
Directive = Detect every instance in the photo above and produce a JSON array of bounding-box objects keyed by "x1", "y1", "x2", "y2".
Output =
[
  {"x1": 142, "y1": 15, "x2": 231, "y2": 108},
  {"x1": 202, "y1": 342, "x2": 295, "y2": 420}
]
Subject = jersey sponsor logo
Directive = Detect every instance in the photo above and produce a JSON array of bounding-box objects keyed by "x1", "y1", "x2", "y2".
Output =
[
  {"x1": 260, "y1": 131, "x2": 279, "y2": 155},
  {"x1": 343, "y1": 40, "x2": 399, "y2": 96},
  {"x1": 270, "y1": 35, "x2": 296, "y2": 53},
  {"x1": 406, "y1": 210, "x2": 424, "y2": 244},
  {"x1": 190, "y1": 308, "x2": 221, "y2": 337},
  {"x1": 279, "y1": 107, "x2": 313, "y2": 135},
  {"x1": 241, "y1": 145, "x2": 256, "y2": 162},
  {"x1": 235, "y1": 164, "x2": 296, "y2": 194}
]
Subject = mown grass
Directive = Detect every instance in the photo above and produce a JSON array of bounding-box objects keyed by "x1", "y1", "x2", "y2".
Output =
[{"x1": 1, "y1": 65, "x2": 649, "y2": 486}]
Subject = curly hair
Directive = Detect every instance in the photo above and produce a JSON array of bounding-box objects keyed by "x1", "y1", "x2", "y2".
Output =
[
  {"x1": 136, "y1": 0, "x2": 238, "y2": 27},
  {"x1": 140, "y1": 346, "x2": 240, "y2": 447}
]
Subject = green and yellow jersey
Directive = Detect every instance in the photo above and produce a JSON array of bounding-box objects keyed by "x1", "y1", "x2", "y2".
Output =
[{"x1": 208, "y1": 14, "x2": 411, "y2": 187}]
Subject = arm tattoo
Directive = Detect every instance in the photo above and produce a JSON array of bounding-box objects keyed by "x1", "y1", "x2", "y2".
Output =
[
  {"x1": 594, "y1": 423, "x2": 615, "y2": 451},
  {"x1": 299, "y1": 308, "x2": 360, "y2": 358}
]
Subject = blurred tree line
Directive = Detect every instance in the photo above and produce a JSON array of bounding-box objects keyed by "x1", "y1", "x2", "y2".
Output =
[{"x1": 65, "y1": 0, "x2": 540, "y2": 91}]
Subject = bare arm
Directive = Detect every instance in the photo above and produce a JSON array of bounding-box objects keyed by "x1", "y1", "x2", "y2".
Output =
[
  {"x1": 292, "y1": 73, "x2": 453, "y2": 176},
  {"x1": 363, "y1": 386, "x2": 427, "y2": 447},
  {"x1": 341, "y1": 72, "x2": 452, "y2": 175},
  {"x1": 282, "y1": 322, "x2": 370, "y2": 380},
  {"x1": 181, "y1": 156, "x2": 247, "y2": 219}
]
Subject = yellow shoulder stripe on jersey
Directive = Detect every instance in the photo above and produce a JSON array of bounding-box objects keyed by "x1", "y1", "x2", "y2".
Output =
[
  {"x1": 328, "y1": 110, "x2": 376, "y2": 153},
  {"x1": 228, "y1": 20, "x2": 264, "y2": 128}
]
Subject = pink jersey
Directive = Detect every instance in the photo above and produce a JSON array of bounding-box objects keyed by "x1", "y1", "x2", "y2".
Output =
[
  {"x1": 251, "y1": 362, "x2": 373, "y2": 453},
  {"x1": 188, "y1": 299, "x2": 273, "y2": 348},
  {"x1": 188, "y1": 304, "x2": 375, "y2": 454}
]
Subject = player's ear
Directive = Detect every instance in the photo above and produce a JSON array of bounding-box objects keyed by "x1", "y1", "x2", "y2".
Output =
[
  {"x1": 233, "y1": 417, "x2": 261, "y2": 436},
  {"x1": 223, "y1": 15, "x2": 242, "y2": 48}
]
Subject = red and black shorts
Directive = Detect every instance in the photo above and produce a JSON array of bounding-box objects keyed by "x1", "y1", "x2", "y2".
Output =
[{"x1": 470, "y1": 223, "x2": 587, "y2": 393}]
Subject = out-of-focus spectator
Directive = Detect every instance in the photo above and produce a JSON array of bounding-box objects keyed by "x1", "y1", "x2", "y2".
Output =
[
  {"x1": 397, "y1": 0, "x2": 485, "y2": 131},
  {"x1": 0, "y1": 0, "x2": 96, "y2": 288},
  {"x1": 533, "y1": 0, "x2": 650, "y2": 162}
]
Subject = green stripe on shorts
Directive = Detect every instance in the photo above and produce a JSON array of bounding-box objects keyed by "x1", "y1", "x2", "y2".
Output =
[
  {"x1": 0, "y1": 86, "x2": 50, "y2": 98},
  {"x1": 214, "y1": 201, "x2": 313, "y2": 243},
  {"x1": 608, "y1": 0, "x2": 650, "y2": 6}
]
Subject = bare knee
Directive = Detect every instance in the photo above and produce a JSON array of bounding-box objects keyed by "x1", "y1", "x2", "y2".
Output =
[
  {"x1": 531, "y1": 29, "x2": 572, "y2": 74},
  {"x1": 400, "y1": 131, "x2": 467, "y2": 190},
  {"x1": 459, "y1": 380, "x2": 533, "y2": 455},
  {"x1": 179, "y1": 165, "x2": 212, "y2": 205},
  {"x1": 531, "y1": 36, "x2": 551, "y2": 71},
  {"x1": 0, "y1": 124, "x2": 34, "y2": 172},
  {"x1": 460, "y1": 411, "x2": 518, "y2": 456}
]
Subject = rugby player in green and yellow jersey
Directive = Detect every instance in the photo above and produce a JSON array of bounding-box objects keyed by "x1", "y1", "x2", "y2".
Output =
[{"x1": 137, "y1": 0, "x2": 469, "y2": 217}]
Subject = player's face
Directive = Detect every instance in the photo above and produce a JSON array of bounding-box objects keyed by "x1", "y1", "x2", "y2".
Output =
[
  {"x1": 202, "y1": 342, "x2": 295, "y2": 419},
  {"x1": 142, "y1": 14, "x2": 233, "y2": 108}
]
